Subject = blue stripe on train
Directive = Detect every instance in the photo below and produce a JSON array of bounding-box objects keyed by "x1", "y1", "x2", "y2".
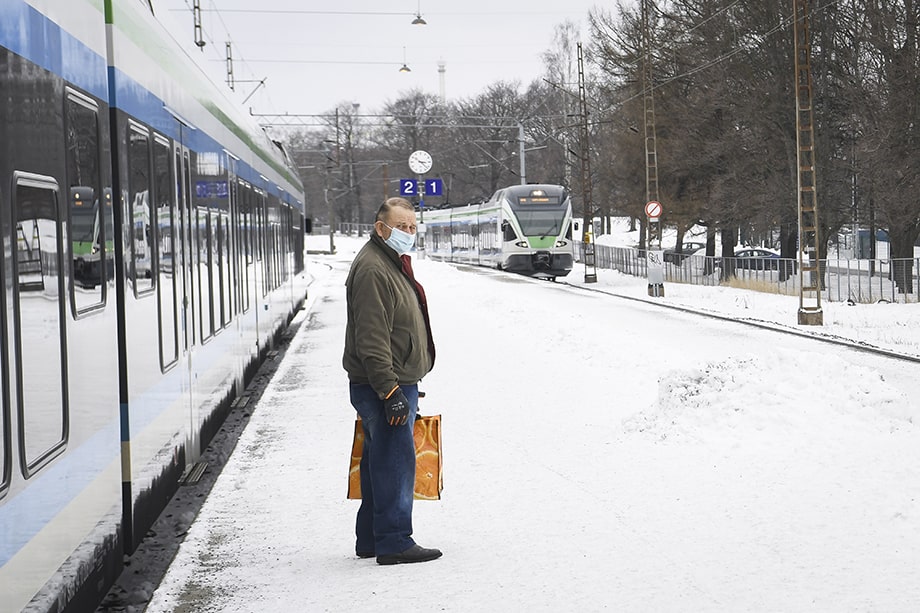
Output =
[
  {"x1": 0, "y1": 422, "x2": 119, "y2": 564},
  {"x1": 0, "y1": 0, "x2": 289, "y2": 202},
  {"x1": 0, "y1": 0, "x2": 108, "y2": 100}
]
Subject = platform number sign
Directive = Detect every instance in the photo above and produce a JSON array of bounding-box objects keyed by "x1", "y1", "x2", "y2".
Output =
[
  {"x1": 424, "y1": 178, "x2": 443, "y2": 196},
  {"x1": 399, "y1": 178, "x2": 443, "y2": 198},
  {"x1": 399, "y1": 179, "x2": 418, "y2": 197}
]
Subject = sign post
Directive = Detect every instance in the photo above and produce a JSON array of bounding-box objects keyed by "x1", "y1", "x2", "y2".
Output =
[
  {"x1": 583, "y1": 222, "x2": 597, "y2": 283},
  {"x1": 645, "y1": 200, "x2": 665, "y2": 297},
  {"x1": 408, "y1": 151, "x2": 433, "y2": 258}
]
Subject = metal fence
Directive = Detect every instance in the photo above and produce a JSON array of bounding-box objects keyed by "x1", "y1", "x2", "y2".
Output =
[{"x1": 577, "y1": 243, "x2": 920, "y2": 304}]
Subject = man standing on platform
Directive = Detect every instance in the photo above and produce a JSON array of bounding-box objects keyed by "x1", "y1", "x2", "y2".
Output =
[{"x1": 342, "y1": 197, "x2": 441, "y2": 565}]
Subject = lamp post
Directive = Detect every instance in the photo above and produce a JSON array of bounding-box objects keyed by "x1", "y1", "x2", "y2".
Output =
[
  {"x1": 514, "y1": 123, "x2": 547, "y2": 185},
  {"x1": 346, "y1": 102, "x2": 363, "y2": 236},
  {"x1": 518, "y1": 144, "x2": 547, "y2": 185}
]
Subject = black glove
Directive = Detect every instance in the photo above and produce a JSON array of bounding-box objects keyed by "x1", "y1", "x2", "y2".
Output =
[{"x1": 384, "y1": 387, "x2": 410, "y2": 426}]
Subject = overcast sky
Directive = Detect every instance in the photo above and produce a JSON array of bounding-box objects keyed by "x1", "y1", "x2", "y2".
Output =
[{"x1": 155, "y1": 1, "x2": 610, "y2": 123}]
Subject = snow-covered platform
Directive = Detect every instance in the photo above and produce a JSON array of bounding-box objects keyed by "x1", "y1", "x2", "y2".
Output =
[{"x1": 136, "y1": 235, "x2": 920, "y2": 612}]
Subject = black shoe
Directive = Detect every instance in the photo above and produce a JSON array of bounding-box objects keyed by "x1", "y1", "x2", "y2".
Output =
[
  {"x1": 377, "y1": 544, "x2": 442, "y2": 565},
  {"x1": 356, "y1": 550, "x2": 375, "y2": 558}
]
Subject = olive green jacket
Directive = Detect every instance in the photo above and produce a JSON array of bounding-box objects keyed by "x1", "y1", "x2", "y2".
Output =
[{"x1": 343, "y1": 233, "x2": 433, "y2": 399}]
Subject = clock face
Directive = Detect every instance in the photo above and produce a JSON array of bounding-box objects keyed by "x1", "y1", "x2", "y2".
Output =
[{"x1": 408, "y1": 150, "x2": 433, "y2": 174}]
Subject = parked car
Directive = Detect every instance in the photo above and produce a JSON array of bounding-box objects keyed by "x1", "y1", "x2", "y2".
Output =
[
  {"x1": 663, "y1": 241, "x2": 706, "y2": 264},
  {"x1": 733, "y1": 247, "x2": 782, "y2": 270}
]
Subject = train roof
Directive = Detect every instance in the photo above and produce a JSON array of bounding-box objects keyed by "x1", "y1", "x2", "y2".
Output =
[
  {"x1": 109, "y1": 1, "x2": 305, "y2": 210},
  {"x1": 489, "y1": 184, "x2": 570, "y2": 203}
]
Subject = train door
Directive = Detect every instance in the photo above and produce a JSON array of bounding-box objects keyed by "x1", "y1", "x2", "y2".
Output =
[{"x1": 173, "y1": 142, "x2": 200, "y2": 463}]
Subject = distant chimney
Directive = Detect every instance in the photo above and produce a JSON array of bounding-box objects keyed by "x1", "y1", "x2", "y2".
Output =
[{"x1": 438, "y1": 60, "x2": 446, "y2": 103}]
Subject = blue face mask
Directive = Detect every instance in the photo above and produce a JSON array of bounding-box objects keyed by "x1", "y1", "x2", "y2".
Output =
[{"x1": 383, "y1": 223, "x2": 416, "y2": 254}]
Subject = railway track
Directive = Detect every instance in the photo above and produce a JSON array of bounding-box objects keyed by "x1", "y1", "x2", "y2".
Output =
[
  {"x1": 566, "y1": 280, "x2": 920, "y2": 364},
  {"x1": 449, "y1": 262, "x2": 920, "y2": 365}
]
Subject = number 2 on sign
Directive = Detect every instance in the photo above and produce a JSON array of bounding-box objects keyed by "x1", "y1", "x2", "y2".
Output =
[{"x1": 402, "y1": 180, "x2": 417, "y2": 196}]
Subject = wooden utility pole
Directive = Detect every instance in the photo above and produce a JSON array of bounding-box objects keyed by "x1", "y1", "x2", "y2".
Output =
[
  {"x1": 642, "y1": 0, "x2": 660, "y2": 222},
  {"x1": 577, "y1": 42, "x2": 597, "y2": 283},
  {"x1": 642, "y1": 0, "x2": 664, "y2": 296},
  {"x1": 792, "y1": 0, "x2": 823, "y2": 325}
]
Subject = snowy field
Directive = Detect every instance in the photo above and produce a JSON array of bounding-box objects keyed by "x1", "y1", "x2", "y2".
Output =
[{"x1": 145, "y1": 234, "x2": 920, "y2": 612}]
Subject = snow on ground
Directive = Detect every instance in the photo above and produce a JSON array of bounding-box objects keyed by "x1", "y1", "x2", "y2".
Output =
[
  {"x1": 145, "y1": 233, "x2": 920, "y2": 612},
  {"x1": 595, "y1": 217, "x2": 920, "y2": 356}
]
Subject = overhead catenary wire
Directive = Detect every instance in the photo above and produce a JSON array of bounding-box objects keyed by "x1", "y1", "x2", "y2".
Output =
[
  {"x1": 173, "y1": 0, "x2": 288, "y2": 114},
  {"x1": 178, "y1": 0, "x2": 842, "y2": 122}
]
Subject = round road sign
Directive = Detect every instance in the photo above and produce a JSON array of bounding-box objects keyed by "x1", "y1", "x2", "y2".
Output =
[{"x1": 645, "y1": 200, "x2": 662, "y2": 219}]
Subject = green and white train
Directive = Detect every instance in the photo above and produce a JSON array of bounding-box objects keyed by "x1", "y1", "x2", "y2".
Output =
[{"x1": 420, "y1": 184, "x2": 574, "y2": 279}]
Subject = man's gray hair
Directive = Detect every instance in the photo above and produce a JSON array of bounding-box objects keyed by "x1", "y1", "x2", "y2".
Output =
[{"x1": 376, "y1": 197, "x2": 414, "y2": 222}]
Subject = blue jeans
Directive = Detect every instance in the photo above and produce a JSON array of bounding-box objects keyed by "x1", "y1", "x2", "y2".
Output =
[{"x1": 350, "y1": 383, "x2": 418, "y2": 556}]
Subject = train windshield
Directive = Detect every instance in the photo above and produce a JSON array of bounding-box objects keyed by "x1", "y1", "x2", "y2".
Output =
[
  {"x1": 508, "y1": 189, "x2": 568, "y2": 237},
  {"x1": 512, "y1": 208, "x2": 567, "y2": 236}
]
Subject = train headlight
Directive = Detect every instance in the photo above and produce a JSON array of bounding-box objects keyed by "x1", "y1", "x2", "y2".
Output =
[
  {"x1": 515, "y1": 240, "x2": 528, "y2": 248},
  {"x1": 555, "y1": 240, "x2": 568, "y2": 247}
]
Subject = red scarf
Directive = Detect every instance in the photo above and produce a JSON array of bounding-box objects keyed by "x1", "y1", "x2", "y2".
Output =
[{"x1": 400, "y1": 254, "x2": 436, "y2": 367}]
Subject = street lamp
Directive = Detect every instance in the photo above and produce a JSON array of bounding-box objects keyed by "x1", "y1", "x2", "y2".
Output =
[
  {"x1": 412, "y1": 1, "x2": 427, "y2": 24},
  {"x1": 399, "y1": 47, "x2": 411, "y2": 73}
]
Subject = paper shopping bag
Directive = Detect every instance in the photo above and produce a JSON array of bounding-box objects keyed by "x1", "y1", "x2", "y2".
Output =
[{"x1": 348, "y1": 414, "x2": 442, "y2": 501}]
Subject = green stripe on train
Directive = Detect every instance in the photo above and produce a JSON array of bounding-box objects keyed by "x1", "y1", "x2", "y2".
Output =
[
  {"x1": 102, "y1": 0, "x2": 300, "y2": 189},
  {"x1": 527, "y1": 236, "x2": 557, "y2": 248}
]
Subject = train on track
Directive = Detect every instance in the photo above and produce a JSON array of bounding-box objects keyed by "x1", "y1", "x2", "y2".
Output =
[
  {"x1": 0, "y1": 1, "x2": 308, "y2": 610},
  {"x1": 421, "y1": 184, "x2": 574, "y2": 279}
]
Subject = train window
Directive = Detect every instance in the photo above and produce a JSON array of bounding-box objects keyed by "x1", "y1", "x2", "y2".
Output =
[
  {"x1": 293, "y1": 212, "x2": 304, "y2": 275},
  {"x1": 12, "y1": 173, "x2": 69, "y2": 477},
  {"x1": 257, "y1": 191, "x2": 268, "y2": 297},
  {"x1": 64, "y1": 88, "x2": 106, "y2": 315},
  {"x1": 272, "y1": 224, "x2": 280, "y2": 290},
  {"x1": 180, "y1": 148, "x2": 196, "y2": 347},
  {"x1": 265, "y1": 217, "x2": 276, "y2": 293},
  {"x1": 211, "y1": 211, "x2": 221, "y2": 329},
  {"x1": 0, "y1": 189, "x2": 7, "y2": 497},
  {"x1": 127, "y1": 124, "x2": 155, "y2": 295},
  {"x1": 239, "y1": 182, "x2": 251, "y2": 312},
  {"x1": 217, "y1": 212, "x2": 231, "y2": 328},
  {"x1": 229, "y1": 179, "x2": 241, "y2": 317},
  {"x1": 284, "y1": 206, "x2": 293, "y2": 279},
  {"x1": 197, "y1": 208, "x2": 214, "y2": 341},
  {"x1": 154, "y1": 136, "x2": 178, "y2": 370},
  {"x1": 266, "y1": 194, "x2": 281, "y2": 292},
  {"x1": 291, "y1": 212, "x2": 310, "y2": 274}
]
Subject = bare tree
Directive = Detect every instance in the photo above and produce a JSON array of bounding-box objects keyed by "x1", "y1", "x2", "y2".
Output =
[{"x1": 856, "y1": 0, "x2": 920, "y2": 291}]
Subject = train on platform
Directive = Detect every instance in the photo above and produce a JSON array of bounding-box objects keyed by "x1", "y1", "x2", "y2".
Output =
[
  {"x1": 420, "y1": 184, "x2": 574, "y2": 279},
  {"x1": 0, "y1": 1, "x2": 308, "y2": 611}
]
